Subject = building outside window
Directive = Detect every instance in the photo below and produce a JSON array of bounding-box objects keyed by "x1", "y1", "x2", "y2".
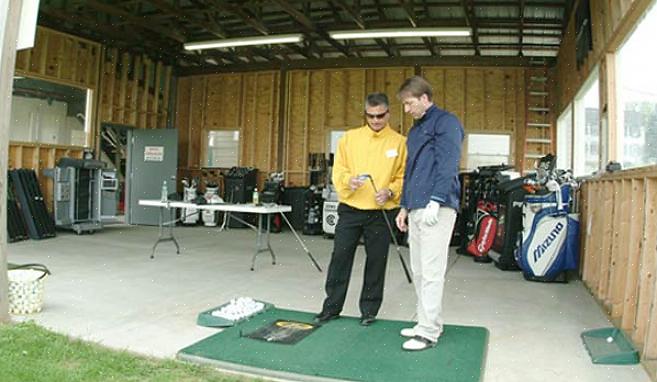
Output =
[
  {"x1": 616, "y1": 1, "x2": 657, "y2": 169},
  {"x1": 573, "y1": 71, "x2": 599, "y2": 176},
  {"x1": 556, "y1": 105, "x2": 573, "y2": 170}
]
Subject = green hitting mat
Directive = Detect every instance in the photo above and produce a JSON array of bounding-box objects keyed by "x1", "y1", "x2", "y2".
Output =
[{"x1": 179, "y1": 308, "x2": 489, "y2": 382}]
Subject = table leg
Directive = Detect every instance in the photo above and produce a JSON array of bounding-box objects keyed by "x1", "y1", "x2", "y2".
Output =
[
  {"x1": 150, "y1": 205, "x2": 180, "y2": 259},
  {"x1": 267, "y1": 214, "x2": 276, "y2": 264}
]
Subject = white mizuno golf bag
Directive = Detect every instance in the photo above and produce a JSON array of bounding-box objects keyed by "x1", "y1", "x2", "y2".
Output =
[{"x1": 515, "y1": 182, "x2": 580, "y2": 282}]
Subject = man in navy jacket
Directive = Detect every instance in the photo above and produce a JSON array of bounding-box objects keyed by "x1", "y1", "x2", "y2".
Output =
[{"x1": 395, "y1": 76, "x2": 464, "y2": 351}]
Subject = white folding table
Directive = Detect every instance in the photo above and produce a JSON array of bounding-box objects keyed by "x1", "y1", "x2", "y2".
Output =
[{"x1": 138, "y1": 200, "x2": 322, "y2": 272}]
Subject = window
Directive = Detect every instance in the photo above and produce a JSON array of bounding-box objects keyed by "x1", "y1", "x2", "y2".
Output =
[
  {"x1": 466, "y1": 133, "x2": 511, "y2": 170},
  {"x1": 573, "y1": 70, "x2": 599, "y2": 176},
  {"x1": 556, "y1": 105, "x2": 573, "y2": 170},
  {"x1": 616, "y1": 1, "x2": 657, "y2": 169},
  {"x1": 205, "y1": 130, "x2": 239, "y2": 168},
  {"x1": 329, "y1": 130, "x2": 345, "y2": 154},
  {"x1": 10, "y1": 77, "x2": 91, "y2": 146}
]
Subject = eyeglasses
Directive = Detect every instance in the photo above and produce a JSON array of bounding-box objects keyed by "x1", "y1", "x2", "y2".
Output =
[{"x1": 365, "y1": 111, "x2": 388, "y2": 119}]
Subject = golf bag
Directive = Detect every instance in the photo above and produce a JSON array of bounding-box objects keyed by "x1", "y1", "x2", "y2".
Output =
[
  {"x1": 515, "y1": 183, "x2": 579, "y2": 282},
  {"x1": 466, "y1": 201, "x2": 497, "y2": 262}
]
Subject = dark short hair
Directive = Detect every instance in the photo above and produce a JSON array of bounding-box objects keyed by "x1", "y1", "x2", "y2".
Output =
[
  {"x1": 364, "y1": 92, "x2": 389, "y2": 110},
  {"x1": 398, "y1": 76, "x2": 433, "y2": 101}
]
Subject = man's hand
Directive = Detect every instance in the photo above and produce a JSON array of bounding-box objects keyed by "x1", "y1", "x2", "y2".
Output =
[
  {"x1": 348, "y1": 176, "x2": 365, "y2": 191},
  {"x1": 423, "y1": 201, "x2": 440, "y2": 226},
  {"x1": 396, "y1": 208, "x2": 408, "y2": 232},
  {"x1": 375, "y1": 188, "x2": 393, "y2": 205}
]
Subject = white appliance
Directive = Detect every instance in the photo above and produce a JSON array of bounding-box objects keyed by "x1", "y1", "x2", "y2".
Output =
[{"x1": 322, "y1": 201, "x2": 339, "y2": 235}]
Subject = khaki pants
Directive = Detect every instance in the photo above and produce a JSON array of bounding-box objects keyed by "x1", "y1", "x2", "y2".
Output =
[{"x1": 408, "y1": 206, "x2": 457, "y2": 342}]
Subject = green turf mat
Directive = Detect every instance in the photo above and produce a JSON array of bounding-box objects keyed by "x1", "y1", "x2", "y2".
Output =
[{"x1": 179, "y1": 308, "x2": 488, "y2": 382}]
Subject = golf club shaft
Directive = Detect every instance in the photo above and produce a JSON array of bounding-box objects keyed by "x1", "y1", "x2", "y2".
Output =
[{"x1": 366, "y1": 176, "x2": 412, "y2": 284}]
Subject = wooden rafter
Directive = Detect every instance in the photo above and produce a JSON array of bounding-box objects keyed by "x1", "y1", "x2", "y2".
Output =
[
  {"x1": 86, "y1": 0, "x2": 186, "y2": 43},
  {"x1": 519, "y1": 0, "x2": 525, "y2": 56},
  {"x1": 461, "y1": 0, "x2": 480, "y2": 55},
  {"x1": 147, "y1": 0, "x2": 227, "y2": 38},
  {"x1": 332, "y1": 0, "x2": 396, "y2": 57},
  {"x1": 272, "y1": 0, "x2": 353, "y2": 57},
  {"x1": 396, "y1": 0, "x2": 436, "y2": 56}
]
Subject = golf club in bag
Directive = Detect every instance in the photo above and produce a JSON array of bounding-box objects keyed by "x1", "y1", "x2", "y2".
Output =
[{"x1": 360, "y1": 174, "x2": 412, "y2": 284}]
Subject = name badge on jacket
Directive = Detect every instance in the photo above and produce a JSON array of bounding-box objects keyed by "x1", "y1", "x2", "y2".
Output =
[{"x1": 385, "y1": 149, "x2": 398, "y2": 158}]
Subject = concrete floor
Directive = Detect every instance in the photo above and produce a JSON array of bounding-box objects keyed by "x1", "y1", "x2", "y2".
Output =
[{"x1": 8, "y1": 223, "x2": 651, "y2": 382}]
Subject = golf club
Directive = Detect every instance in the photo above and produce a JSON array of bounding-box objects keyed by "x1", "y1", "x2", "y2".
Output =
[{"x1": 360, "y1": 174, "x2": 412, "y2": 284}]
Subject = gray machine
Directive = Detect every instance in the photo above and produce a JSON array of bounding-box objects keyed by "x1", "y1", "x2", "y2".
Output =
[{"x1": 46, "y1": 158, "x2": 118, "y2": 234}]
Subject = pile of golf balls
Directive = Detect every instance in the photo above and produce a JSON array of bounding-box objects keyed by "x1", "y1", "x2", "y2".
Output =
[{"x1": 211, "y1": 297, "x2": 265, "y2": 321}]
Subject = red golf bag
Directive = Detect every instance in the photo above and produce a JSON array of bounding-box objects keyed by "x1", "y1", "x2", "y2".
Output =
[{"x1": 466, "y1": 201, "x2": 498, "y2": 262}]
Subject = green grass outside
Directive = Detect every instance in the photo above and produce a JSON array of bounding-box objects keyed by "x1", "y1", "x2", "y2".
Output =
[{"x1": 0, "y1": 322, "x2": 260, "y2": 382}]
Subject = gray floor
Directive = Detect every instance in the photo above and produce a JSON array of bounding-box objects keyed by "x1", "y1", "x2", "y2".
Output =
[{"x1": 8, "y1": 223, "x2": 651, "y2": 382}]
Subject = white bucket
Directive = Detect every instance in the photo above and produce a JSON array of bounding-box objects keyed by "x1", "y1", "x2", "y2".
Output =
[{"x1": 8, "y1": 265, "x2": 50, "y2": 315}]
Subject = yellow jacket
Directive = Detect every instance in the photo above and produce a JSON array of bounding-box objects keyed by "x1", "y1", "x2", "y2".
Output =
[{"x1": 332, "y1": 124, "x2": 407, "y2": 210}]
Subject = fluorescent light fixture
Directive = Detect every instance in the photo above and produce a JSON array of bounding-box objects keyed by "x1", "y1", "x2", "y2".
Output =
[
  {"x1": 184, "y1": 34, "x2": 303, "y2": 50},
  {"x1": 329, "y1": 28, "x2": 471, "y2": 39}
]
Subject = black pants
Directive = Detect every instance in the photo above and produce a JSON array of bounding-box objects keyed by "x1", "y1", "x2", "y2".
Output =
[{"x1": 321, "y1": 203, "x2": 392, "y2": 318}]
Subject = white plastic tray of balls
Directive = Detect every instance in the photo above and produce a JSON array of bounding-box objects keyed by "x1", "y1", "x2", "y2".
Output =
[{"x1": 197, "y1": 297, "x2": 273, "y2": 328}]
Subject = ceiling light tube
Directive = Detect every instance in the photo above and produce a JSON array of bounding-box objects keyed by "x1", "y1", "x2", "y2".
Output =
[
  {"x1": 329, "y1": 28, "x2": 471, "y2": 39},
  {"x1": 184, "y1": 34, "x2": 303, "y2": 50}
]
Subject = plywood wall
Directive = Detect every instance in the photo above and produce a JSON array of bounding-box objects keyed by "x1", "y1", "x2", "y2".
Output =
[
  {"x1": 580, "y1": 166, "x2": 657, "y2": 379},
  {"x1": 11, "y1": 27, "x2": 174, "y2": 209},
  {"x1": 15, "y1": 27, "x2": 101, "y2": 90},
  {"x1": 175, "y1": 72, "x2": 280, "y2": 185},
  {"x1": 554, "y1": 0, "x2": 643, "y2": 115},
  {"x1": 98, "y1": 48, "x2": 173, "y2": 129},
  {"x1": 282, "y1": 66, "x2": 527, "y2": 185},
  {"x1": 177, "y1": 66, "x2": 529, "y2": 187},
  {"x1": 7, "y1": 142, "x2": 84, "y2": 211},
  {"x1": 423, "y1": 67, "x2": 526, "y2": 169},
  {"x1": 12, "y1": 27, "x2": 100, "y2": 210},
  {"x1": 284, "y1": 67, "x2": 413, "y2": 186}
]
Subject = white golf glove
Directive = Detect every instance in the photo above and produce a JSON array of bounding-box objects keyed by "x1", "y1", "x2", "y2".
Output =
[{"x1": 423, "y1": 201, "x2": 441, "y2": 226}]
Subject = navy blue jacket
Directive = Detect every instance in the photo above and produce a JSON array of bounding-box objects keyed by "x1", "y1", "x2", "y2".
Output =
[{"x1": 400, "y1": 104, "x2": 464, "y2": 211}]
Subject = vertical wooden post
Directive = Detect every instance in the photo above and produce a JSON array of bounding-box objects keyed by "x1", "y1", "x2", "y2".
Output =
[{"x1": 1, "y1": 0, "x2": 24, "y2": 323}]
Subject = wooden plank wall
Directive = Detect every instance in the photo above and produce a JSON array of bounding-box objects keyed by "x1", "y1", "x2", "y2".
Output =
[
  {"x1": 423, "y1": 67, "x2": 526, "y2": 170},
  {"x1": 580, "y1": 166, "x2": 657, "y2": 379},
  {"x1": 283, "y1": 67, "x2": 525, "y2": 185},
  {"x1": 285, "y1": 67, "x2": 413, "y2": 186},
  {"x1": 12, "y1": 27, "x2": 101, "y2": 208},
  {"x1": 11, "y1": 27, "x2": 173, "y2": 207},
  {"x1": 7, "y1": 142, "x2": 84, "y2": 211},
  {"x1": 554, "y1": 0, "x2": 643, "y2": 115},
  {"x1": 175, "y1": 72, "x2": 280, "y2": 186},
  {"x1": 98, "y1": 48, "x2": 173, "y2": 129},
  {"x1": 177, "y1": 66, "x2": 526, "y2": 187},
  {"x1": 14, "y1": 27, "x2": 101, "y2": 91}
]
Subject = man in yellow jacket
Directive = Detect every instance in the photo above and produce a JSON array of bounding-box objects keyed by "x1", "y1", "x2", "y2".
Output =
[{"x1": 315, "y1": 92, "x2": 407, "y2": 326}]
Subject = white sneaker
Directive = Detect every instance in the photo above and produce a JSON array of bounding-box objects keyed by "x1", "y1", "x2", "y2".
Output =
[
  {"x1": 400, "y1": 328, "x2": 415, "y2": 338},
  {"x1": 402, "y1": 336, "x2": 437, "y2": 351}
]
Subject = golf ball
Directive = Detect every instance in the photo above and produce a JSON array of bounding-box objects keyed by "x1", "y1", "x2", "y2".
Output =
[{"x1": 606, "y1": 336, "x2": 614, "y2": 343}]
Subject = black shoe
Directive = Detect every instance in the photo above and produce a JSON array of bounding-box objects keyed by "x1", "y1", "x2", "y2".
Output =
[
  {"x1": 360, "y1": 316, "x2": 376, "y2": 326},
  {"x1": 313, "y1": 311, "x2": 340, "y2": 324}
]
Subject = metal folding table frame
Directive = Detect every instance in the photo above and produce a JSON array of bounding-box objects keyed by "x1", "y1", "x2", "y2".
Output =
[{"x1": 138, "y1": 200, "x2": 322, "y2": 272}]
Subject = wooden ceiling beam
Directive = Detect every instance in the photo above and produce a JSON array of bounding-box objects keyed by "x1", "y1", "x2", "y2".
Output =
[
  {"x1": 39, "y1": 7, "x2": 187, "y2": 65},
  {"x1": 519, "y1": 0, "x2": 525, "y2": 56},
  {"x1": 395, "y1": 0, "x2": 436, "y2": 55},
  {"x1": 332, "y1": 0, "x2": 395, "y2": 57},
  {"x1": 147, "y1": 0, "x2": 227, "y2": 38},
  {"x1": 272, "y1": 0, "x2": 353, "y2": 57},
  {"x1": 179, "y1": 55, "x2": 552, "y2": 75},
  {"x1": 85, "y1": 0, "x2": 186, "y2": 43},
  {"x1": 461, "y1": 0, "x2": 480, "y2": 56}
]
